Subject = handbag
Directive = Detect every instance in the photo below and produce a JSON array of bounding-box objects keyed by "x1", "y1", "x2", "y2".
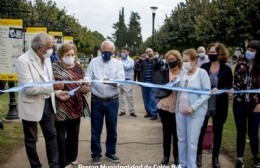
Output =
[
  {"x1": 156, "y1": 89, "x2": 172, "y2": 99},
  {"x1": 82, "y1": 94, "x2": 91, "y2": 117}
]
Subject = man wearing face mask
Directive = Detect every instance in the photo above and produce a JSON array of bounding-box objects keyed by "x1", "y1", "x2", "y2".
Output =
[
  {"x1": 15, "y1": 32, "x2": 70, "y2": 168},
  {"x1": 135, "y1": 48, "x2": 165, "y2": 120},
  {"x1": 118, "y1": 47, "x2": 137, "y2": 117},
  {"x1": 84, "y1": 40, "x2": 125, "y2": 165},
  {"x1": 197, "y1": 46, "x2": 209, "y2": 67},
  {"x1": 50, "y1": 43, "x2": 59, "y2": 63}
]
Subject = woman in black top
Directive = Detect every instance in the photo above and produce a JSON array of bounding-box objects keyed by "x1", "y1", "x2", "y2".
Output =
[
  {"x1": 197, "y1": 42, "x2": 233, "y2": 168},
  {"x1": 233, "y1": 40, "x2": 260, "y2": 168}
]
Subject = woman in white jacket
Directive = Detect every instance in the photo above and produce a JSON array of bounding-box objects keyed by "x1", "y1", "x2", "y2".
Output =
[{"x1": 175, "y1": 49, "x2": 211, "y2": 168}]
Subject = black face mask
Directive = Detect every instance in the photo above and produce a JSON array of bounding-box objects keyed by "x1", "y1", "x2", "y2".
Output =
[
  {"x1": 208, "y1": 54, "x2": 218, "y2": 62},
  {"x1": 168, "y1": 60, "x2": 179, "y2": 68}
]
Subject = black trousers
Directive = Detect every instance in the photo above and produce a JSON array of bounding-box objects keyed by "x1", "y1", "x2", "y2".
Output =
[
  {"x1": 55, "y1": 118, "x2": 81, "y2": 168},
  {"x1": 133, "y1": 69, "x2": 140, "y2": 81},
  {"x1": 233, "y1": 101, "x2": 260, "y2": 157},
  {"x1": 158, "y1": 109, "x2": 178, "y2": 159},
  {"x1": 22, "y1": 98, "x2": 59, "y2": 168},
  {"x1": 197, "y1": 111, "x2": 227, "y2": 157}
]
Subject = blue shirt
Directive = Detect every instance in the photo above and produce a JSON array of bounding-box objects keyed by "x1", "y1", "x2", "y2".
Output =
[
  {"x1": 50, "y1": 52, "x2": 59, "y2": 63},
  {"x1": 120, "y1": 56, "x2": 134, "y2": 80}
]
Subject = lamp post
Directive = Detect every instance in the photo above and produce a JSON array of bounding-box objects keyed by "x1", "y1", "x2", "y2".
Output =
[
  {"x1": 150, "y1": 6, "x2": 158, "y2": 50},
  {"x1": 5, "y1": 1, "x2": 19, "y2": 120}
]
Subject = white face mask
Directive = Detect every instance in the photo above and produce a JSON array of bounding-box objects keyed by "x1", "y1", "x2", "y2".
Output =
[
  {"x1": 43, "y1": 49, "x2": 53, "y2": 58},
  {"x1": 62, "y1": 56, "x2": 75, "y2": 65},
  {"x1": 183, "y1": 62, "x2": 192, "y2": 71}
]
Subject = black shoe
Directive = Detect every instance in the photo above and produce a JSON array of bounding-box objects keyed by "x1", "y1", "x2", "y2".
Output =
[
  {"x1": 119, "y1": 112, "x2": 126, "y2": 116},
  {"x1": 92, "y1": 156, "x2": 101, "y2": 165},
  {"x1": 212, "y1": 157, "x2": 220, "y2": 168},
  {"x1": 174, "y1": 157, "x2": 179, "y2": 165},
  {"x1": 161, "y1": 157, "x2": 169, "y2": 165},
  {"x1": 105, "y1": 154, "x2": 120, "y2": 163},
  {"x1": 234, "y1": 160, "x2": 244, "y2": 168},
  {"x1": 253, "y1": 157, "x2": 260, "y2": 168},
  {"x1": 150, "y1": 116, "x2": 157, "y2": 120},
  {"x1": 144, "y1": 113, "x2": 151, "y2": 118},
  {"x1": 0, "y1": 119, "x2": 3, "y2": 130},
  {"x1": 130, "y1": 113, "x2": 137, "y2": 117},
  {"x1": 196, "y1": 155, "x2": 202, "y2": 167}
]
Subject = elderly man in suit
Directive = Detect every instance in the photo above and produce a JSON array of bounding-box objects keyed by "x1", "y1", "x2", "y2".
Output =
[{"x1": 15, "y1": 32, "x2": 69, "y2": 168}]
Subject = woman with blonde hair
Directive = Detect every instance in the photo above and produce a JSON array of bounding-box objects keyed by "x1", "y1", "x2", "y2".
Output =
[{"x1": 156, "y1": 50, "x2": 182, "y2": 166}]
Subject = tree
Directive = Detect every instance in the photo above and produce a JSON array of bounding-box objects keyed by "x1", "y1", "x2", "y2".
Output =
[
  {"x1": 127, "y1": 12, "x2": 143, "y2": 55},
  {"x1": 0, "y1": 0, "x2": 105, "y2": 56},
  {"x1": 91, "y1": 31, "x2": 105, "y2": 56},
  {"x1": 111, "y1": 7, "x2": 128, "y2": 49},
  {"x1": 144, "y1": 0, "x2": 260, "y2": 54}
]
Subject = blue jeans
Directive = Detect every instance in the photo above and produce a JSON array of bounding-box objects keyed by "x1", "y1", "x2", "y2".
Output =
[
  {"x1": 176, "y1": 112, "x2": 204, "y2": 168},
  {"x1": 141, "y1": 86, "x2": 158, "y2": 117},
  {"x1": 91, "y1": 97, "x2": 119, "y2": 158},
  {"x1": 233, "y1": 101, "x2": 260, "y2": 158}
]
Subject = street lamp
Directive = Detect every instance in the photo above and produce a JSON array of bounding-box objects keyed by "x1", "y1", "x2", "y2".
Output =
[{"x1": 150, "y1": 6, "x2": 158, "y2": 50}]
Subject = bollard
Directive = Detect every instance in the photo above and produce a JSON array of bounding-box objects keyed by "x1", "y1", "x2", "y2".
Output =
[{"x1": 5, "y1": 82, "x2": 19, "y2": 120}]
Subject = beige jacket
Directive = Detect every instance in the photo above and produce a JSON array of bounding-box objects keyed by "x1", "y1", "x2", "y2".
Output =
[{"x1": 15, "y1": 49, "x2": 58, "y2": 121}]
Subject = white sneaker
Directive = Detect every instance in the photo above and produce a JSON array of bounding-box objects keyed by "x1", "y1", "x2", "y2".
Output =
[
  {"x1": 65, "y1": 164, "x2": 73, "y2": 168},
  {"x1": 71, "y1": 160, "x2": 79, "y2": 165}
]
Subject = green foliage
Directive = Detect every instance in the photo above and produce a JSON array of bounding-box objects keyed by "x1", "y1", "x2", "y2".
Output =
[
  {"x1": 0, "y1": 0, "x2": 105, "y2": 56},
  {"x1": 127, "y1": 12, "x2": 143, "y2": 55},
  {"x1": 111, "y1": 7, "x2": 128, "y2": 49},
  {"x1": 0, "y1": 93, "x2": 24, "y2": 164},
  {"x1": 143, "y1": 0, "x2": 260, "y2": 54},
  {"x1": 110, "y1": 8, "x2": 143, "y2": 55}
]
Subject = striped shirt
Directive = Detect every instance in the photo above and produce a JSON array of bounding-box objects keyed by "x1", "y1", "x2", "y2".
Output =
[
  {"x1": 145, "y1": 60, "x2": 152, "y2": 82},
  {"x1": 52, "y1": 62, "x2": 84, "y2": 121}
]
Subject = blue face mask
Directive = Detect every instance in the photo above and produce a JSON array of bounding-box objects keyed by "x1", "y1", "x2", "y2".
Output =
[
  {"x1": 121, "y1": 52, "x2": 127, "y2": 59},
  {"x1": 102, "y1": 51, "x2": 113, "y2": 62},
  {"x1": 198, "y1": 53, "x2": 205, "y2": 59},
  {"x1": 245, "y1": 50, "x2": 256, "y2": 60}
]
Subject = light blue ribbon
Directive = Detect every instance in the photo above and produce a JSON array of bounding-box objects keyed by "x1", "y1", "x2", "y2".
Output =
[{"x1": 0, "y1": 80, "x2": 259, "y2": 95}]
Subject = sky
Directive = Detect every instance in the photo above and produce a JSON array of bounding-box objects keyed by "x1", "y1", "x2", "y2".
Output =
[{"x1": 53, "y1": 0, "x2": 184, "y2": 41}]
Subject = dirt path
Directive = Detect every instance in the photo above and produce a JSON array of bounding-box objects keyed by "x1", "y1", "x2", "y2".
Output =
[{"x1": 0, "y1": 85, "x2": 234, "y2": 168}]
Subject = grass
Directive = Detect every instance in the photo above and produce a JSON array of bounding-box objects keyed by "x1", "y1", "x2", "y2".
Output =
[{"x1": 0, "y1": 92, "x2": 24, "y2": 165}]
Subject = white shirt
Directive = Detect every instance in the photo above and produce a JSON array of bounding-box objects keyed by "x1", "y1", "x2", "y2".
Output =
[
  {"x1": 33, "y1": 52, "x2": 51, "y2": 98},
  {"x1": 34, "y1": 52, "x2": 50, "y2": 81},
  {"x1": 197, "y1": 55, "x2": 210, "y2": 67},
  {"x1": 84, "y1": 56, "x2": 125, "y2": 98}
]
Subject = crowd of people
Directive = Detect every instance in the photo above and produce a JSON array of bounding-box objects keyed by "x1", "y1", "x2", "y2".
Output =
[{"x1": 13, "y1": 32, "x2": 259, "y2": 168}]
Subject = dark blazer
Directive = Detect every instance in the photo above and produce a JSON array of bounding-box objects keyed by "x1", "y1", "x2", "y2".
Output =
[
  {"x1": 156, "y1": 66, "x2": 173, "y2": 99},
  {"x1": 201, "y1": 62, "x2": 233, "y2": 123},
  {"x1": 134, "y1": 57, "x2": 164, "y2": 84}
]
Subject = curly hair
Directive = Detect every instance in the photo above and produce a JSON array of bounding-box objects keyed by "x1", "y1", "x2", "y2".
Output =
[
  {"x1": 207, "y1": 42, "x2": 229, "y2": 63},
  {"x1": 57, "y1": 43, "x2": 77, "y2": 59}
]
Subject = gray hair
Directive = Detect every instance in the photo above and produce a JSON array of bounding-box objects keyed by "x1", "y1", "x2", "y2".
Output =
[
  {"x1": 100, "y1": 40, "x2": 115, "y2": 52},
  {"x1": 31, "y1": 32, "x2": 52, "y2": 51},
  {"x1": 197, "y1": 46, "x2": 206, "y2": 53}
]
